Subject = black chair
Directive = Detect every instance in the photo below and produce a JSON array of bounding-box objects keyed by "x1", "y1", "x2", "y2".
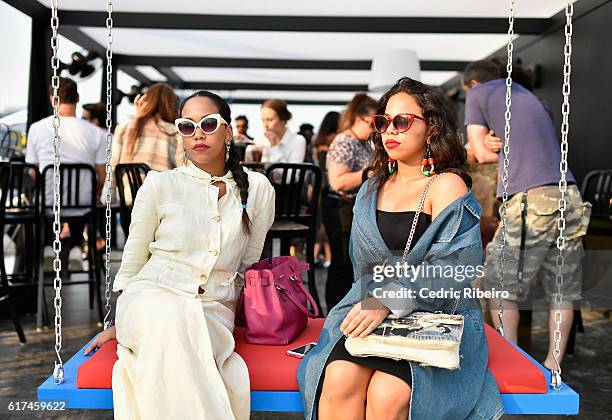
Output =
[
  {"x1": 242, "y1": 162, "x2": 266, "y2": 174},
  {"x1": 265, "y1": 163, "x2": 322, "y2": 311},
  {"x1": 581, "y1": 169, "x2": 612, "y2": 234},
  {"x1": 114, "y1": 163, "x2": 151, "y2": 238},
  {"x1": 41, "y1": 163, "x2": 102, "y2": 322},
  {"x1": 565, "y1": 169, "x2": 612, "y2": 354},
  {"x1": 3, "y1": 163, "x2": 45, "y2": 328},
  {"x1": 0, "y1": 162, "x2": 26, "y2": 343},
  {"x1": 3, "y1": 162, "x2": 42, "y2": 285},
  {"x1": 234, "y1": 141, "x2": 249, "y2": 163},
  {"x1": 0, "y1": 124, "x2": 22, "y2": 161}
]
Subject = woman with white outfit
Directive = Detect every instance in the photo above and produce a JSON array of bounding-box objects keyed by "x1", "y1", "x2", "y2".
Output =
[
  {"x1": 246, "y1": 98, "x2": 306, "y2": 164},
  {"x1": 85, "y1": 91, "x2": 276, "y2": 420}
]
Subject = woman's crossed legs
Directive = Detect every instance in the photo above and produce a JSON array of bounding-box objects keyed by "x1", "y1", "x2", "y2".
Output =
[{"x1": 319, "y1": 360, "x2": 411, "y2": 420}]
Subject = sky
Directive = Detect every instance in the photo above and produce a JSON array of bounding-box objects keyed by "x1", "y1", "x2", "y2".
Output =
[
  {"x1": 0, "y1": 1, "x2": 343, "y2": 135},
  {"x1": 0, "y1": 2, "x2": 32, "y2": 115}
]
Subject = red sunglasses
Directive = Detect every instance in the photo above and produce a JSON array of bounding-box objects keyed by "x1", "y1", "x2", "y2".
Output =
[{"x1": 372, "y1": 113, "x2": 427, "y2": 134}]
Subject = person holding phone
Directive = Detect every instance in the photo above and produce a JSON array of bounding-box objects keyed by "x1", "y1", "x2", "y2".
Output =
[{"x1": 84, "y1": 91, "x2": 275, "y2": 420}]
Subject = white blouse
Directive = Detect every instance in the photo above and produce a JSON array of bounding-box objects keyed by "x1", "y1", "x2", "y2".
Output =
[
  {"x1": 113, "y1": 161, "x2": 276, "y2": 296},
  {"x1": 247, "y1": 128, "x2": 306, "y2": 164}
]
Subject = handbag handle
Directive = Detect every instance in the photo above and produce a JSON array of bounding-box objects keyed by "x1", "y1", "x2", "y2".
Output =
[{"x1": 278, "y1": 280, "x2": 320, "y2": 318}]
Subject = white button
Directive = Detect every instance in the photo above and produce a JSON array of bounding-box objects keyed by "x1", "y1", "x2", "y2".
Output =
[
  {"x1": 213, "y1": 215, "x2": 221, "y2": 222},
  {"x1": 210, "y1": 250, "x2": 219, "y2": 256},
  {"x1": 200, "y1": 274, "x2": 208, "y2": 283}
]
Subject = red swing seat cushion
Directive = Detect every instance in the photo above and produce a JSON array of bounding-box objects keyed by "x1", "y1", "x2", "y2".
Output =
[{"x1": 77, "y1": 319, "x2": 546, "y2": 394}]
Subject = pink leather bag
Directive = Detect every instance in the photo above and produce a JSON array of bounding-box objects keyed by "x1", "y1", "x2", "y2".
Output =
[{"x1": 235, "y1": 256, "x2": 319, "y2": 345}]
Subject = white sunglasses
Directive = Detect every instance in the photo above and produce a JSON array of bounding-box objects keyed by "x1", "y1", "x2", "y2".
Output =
[{"x1": 175, "y1": 114, "x2": 229, "y2": 137}]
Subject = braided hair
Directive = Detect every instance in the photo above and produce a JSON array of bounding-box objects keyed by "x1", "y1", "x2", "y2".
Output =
[{"x1": 179, "y1": 91, "x2": 251, "y2": 234}]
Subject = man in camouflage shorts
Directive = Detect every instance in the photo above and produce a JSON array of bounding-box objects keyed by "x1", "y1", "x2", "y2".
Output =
[
  {"x1": 482, "y1": 185, "x2": 590, "y2": 366},
  {"x1": 463, "y1": 60, "x2": 592, "y2": 370}
]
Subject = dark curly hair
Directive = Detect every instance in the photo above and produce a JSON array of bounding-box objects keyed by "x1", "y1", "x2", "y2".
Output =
[
  {"x1": 179, "y1": 91, "x2": 251, "y2": 234},
  {"x1": 368, "y1": 77, "x2": 471, "y2": 192}
]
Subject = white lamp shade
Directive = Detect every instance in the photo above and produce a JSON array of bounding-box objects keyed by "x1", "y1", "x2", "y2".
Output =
[{"x1": 369, "y1": 49, "x2": 421, "y2": 92}]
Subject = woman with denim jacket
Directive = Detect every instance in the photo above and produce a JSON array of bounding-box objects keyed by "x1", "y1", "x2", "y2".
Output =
[{"x1": 298, "y1": 78, "x2": 503, "y2": 420}]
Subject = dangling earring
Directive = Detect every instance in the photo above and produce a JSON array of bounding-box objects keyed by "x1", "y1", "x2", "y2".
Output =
[
  {"x1": 183, "y1": 149, "x2": 189, "y2": 166},
  {"x1": 421, "y1": 142, "x2": 435, "y2": 177},
  {"x1": 225, "y1": 141, "x2": 231, "y2": 162},
  {"x1": 387, "y1": 157, "x2": 397, "y2": 174}
]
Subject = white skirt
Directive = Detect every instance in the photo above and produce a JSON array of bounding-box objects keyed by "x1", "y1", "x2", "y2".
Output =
[{"x1": 112, "y1": 279, "x2": 250, "y2": 420}]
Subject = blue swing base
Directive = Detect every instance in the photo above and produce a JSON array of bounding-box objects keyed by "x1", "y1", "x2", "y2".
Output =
[{"x1": 38, "y1": 337, "x2": 579, "y2": 415}]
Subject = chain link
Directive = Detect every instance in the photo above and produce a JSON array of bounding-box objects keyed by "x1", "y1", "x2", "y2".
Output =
[
  {"x1": 103, "y1": 0, "x2": 114, "y2": 330},
  {"x1": 401, "y1": 175, "x2": 440, "y2": 264},
  {"x1": 49, "y1": 0, "x2": 64, "y2": 385},
  {"x1": 550, "y1": 0, "x2": 574, "y2": 392},
  {"x1": 497, "y1": 0, "x2": 515, "y2": 338}
]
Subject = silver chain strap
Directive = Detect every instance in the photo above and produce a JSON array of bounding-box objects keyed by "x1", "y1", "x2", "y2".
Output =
[
  {"x1": 400, "y1": 174, "x2": 459, "y2": 313},
  {"x1": 401, "y1": 175, "x2": 439, "y2": 263},
  {"x1": 551, "y1": 0, "x2": 574, "y2": 391},
  {"x1": 49, "y1": 0, "x2": 64, "y2": 385},
  {"x1": 103, "y1": 0, "x2": 114, "y2": 331},
  {"x1": 497, "y1": 0, "x2": 515, "y2": 338}
]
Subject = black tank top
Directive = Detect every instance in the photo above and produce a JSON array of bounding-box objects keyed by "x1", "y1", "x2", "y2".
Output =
[{"x1": 376, "y1": 210, "x2": 432, "y2": 251}]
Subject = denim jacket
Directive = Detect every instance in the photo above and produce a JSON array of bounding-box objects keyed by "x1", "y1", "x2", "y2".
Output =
[{"x1": 297, "y1": 179, "x2": 504, "y2": 420}]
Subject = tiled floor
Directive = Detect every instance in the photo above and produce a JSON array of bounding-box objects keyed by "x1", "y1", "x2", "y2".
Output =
[{"x1": 1, "y1": 254, "x2": 610, "y2": 419}]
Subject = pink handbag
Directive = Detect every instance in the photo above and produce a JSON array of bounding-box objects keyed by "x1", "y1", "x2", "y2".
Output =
[{"x1": 236, "y1": 256, "x2": 319, "y2": 345}]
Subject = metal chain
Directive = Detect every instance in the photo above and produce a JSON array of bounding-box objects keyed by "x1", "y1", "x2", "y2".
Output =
[
  {"x1": 49, "y1": 0, "x2": 64, "y2": 385},
  {"x1": 551, "y1": 0, "x2": 574, "y2": 391},
  {"x1": 497, "y1": 0, "x2": 515, "y2": 338},
  {"x1": 103, "y1": 0, "x2": 114, "y2": 331},
  {"x1": 401, "y1": 175, "x2": 440, "y2": 263}
]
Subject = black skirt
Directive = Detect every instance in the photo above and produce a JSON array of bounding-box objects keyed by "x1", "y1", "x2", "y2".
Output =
[
  {"x1": 321, "y1": 209, "x2": 430, "y2": 387},
  {"x1": 325, "y1": 336, "x2": 412, "y2": 386}
]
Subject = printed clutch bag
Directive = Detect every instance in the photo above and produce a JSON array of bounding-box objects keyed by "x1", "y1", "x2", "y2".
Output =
[{"x1": 344, "y1": 312, "x2": 464, "y2": 369}]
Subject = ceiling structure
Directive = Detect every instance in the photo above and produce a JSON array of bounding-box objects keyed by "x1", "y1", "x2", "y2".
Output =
[{"x1": 5, "y1": 0, "x2": 580, "y2": 105}]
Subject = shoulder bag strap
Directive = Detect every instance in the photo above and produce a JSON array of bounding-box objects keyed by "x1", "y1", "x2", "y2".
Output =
[{"x1": 401, "y1": 174, "x2": 440, "y2": 264}]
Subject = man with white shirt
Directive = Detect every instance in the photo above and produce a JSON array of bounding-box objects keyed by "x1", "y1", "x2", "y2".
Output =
[{"x1": 26, "y1": 77, "x2": 107, "y2": 270}]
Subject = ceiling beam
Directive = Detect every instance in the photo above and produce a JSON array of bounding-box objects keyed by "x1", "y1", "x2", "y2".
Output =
[
  {"x1": 57, "y1": 11, "x2": 549, "y2": 34},
  {"x1": 228, "y1": 98, "x2": 347, "y2": 106},
  {"x1": 58, "y1": 26, "x2": 107, "y2": 55},
  {"x1": 114, "y1": 55, "x2": 468, "y2": 71},
  {"x1": 423, "y1": 61, "x2": 468, "y2": 72},
  {"x1": 115, "y1": 56, "x2": 371, "y2": 70},
  {"x1": 155, "y1": 67, "x2": 184, "y2": 87},
  {"x1": 182, "y1": 82, "x2": 367, "y2": 92},
  {"x1": 1, "y1": 0, "x2": 48, "y2": 19},
  {"x1": 441, "y1": 0, "x2": 612, "y2": 92},
  {"x1": 119, "y1": 66, "x2": 151, "y2": 85}
]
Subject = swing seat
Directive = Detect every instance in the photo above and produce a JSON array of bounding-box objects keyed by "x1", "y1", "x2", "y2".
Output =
[{"x1": 38, "y1": 318, "x2": 579, "y2": 414}]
